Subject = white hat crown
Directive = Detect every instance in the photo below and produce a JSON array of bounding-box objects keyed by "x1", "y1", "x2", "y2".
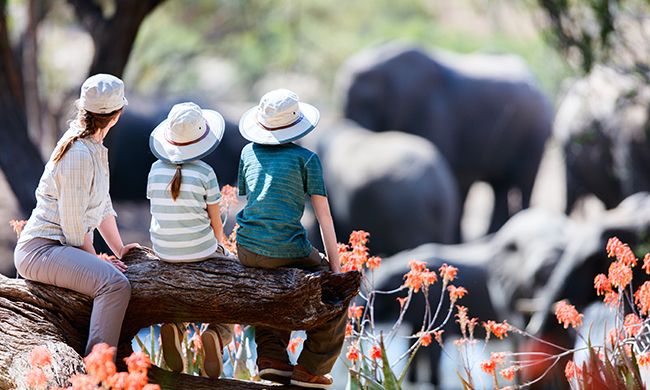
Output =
[
  {"x1": 79, "y1": 74, "x2": 128, "y2": 114},
  {"x1": 256, "y1": 89, "x2": 303, "y2": 129},
  {"x1": 165, "y1": 102, "x2": 208, "y2": 144}
]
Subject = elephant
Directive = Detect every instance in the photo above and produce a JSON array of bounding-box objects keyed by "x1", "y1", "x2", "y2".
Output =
[
  {"x1": 105, "y1": 103, "x2": 248, "y2": 200},
  {"x1": 554, "y1": 66, "x2": 650, "y2": 213},
  {"x1": 309, "y1": 120, "x2": 459, "y2": 256},
  {"x1": 371, "y1": 192, "x2": 650, "y2": 387},
  {"x1": 338, "y1": 43, "x2": 554, "y2": 238}
]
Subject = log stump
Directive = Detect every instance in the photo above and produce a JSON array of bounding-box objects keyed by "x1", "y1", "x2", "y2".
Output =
[{"x1": 0, "y1": 247, "x2": 361, "y2": 389}]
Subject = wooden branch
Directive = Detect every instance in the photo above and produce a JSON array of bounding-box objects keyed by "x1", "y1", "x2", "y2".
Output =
[{"x1": 0, "y1": 247, "x2": 360, "y2": 389}]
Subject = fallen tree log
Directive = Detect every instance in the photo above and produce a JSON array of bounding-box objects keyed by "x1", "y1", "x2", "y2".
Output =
[{"x1": 0, "y1": 247, "x2": 361, "y2": 389}]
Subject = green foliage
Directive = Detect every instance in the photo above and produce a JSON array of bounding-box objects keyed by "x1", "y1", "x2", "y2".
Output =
[{"x1": 125, "y1": 0, "x2": 570, "y2": 100}]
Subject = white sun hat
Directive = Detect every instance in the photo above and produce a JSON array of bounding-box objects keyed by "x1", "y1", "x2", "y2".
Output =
[
  {"x1": 150, "y1": 102, "x2": 225, "y2": 164},
  {"x1": 79, "y1": 74, "x2": 128, "y2": 114},
  {"x1": 239, "y1": 89, "x2": 320, "y2": 145}
]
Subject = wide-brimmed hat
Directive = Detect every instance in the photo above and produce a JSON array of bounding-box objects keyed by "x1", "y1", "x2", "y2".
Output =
[
  {"x1": 79, "y1": 74, "x2": 128, "y2": 114},
  {"x1": 239, "y1": 89, "x2": 320, "y2": 145},
  {"x1": 150, "y1": 102, "x2": 225, "y2": 164}
]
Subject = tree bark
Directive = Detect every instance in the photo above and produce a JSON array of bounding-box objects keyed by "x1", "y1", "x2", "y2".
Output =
[
  {"x1": 0, "y1": 247, "x2": 360, "y2": 389},
  {"x1": 68, "y1": 0, "x2": 165, "y2": 78},
  {"x1": 0, "y1": 0, "x2": 45, "y2": 217}
]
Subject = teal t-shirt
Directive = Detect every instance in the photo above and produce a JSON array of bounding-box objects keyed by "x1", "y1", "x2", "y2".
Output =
[{"x1": 236, "y1": 142, "x2": 327, "y2": 258}]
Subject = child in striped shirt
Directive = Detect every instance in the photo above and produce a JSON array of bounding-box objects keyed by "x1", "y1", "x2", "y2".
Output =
[{"x1": 147, "y1": 102, "x2": 233, "y2": 377}]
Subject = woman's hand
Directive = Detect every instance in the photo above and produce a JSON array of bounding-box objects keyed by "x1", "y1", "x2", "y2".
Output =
[
  {"x1": 118, "y1": 243, "x2": 140, "y2": 259},
  {"x1": 108, "y1": 257, "x2": 128, "y2": 273}
]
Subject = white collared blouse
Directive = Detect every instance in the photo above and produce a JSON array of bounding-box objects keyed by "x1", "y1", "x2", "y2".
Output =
[{"x1": 19, "y1": 128, "x2": 116, "y2": 247}]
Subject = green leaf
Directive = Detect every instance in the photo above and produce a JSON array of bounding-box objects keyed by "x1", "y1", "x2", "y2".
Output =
[
  {"x1": 379, "y1": 334, "x2": 401, "y2": 390},
  {"x1": 345, "y1": 370, "x2": 363, "y2": 390}
]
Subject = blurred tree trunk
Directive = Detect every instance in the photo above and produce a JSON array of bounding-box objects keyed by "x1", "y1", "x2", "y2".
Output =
[
  {"x1": 0, "y1": 0, "x2": 165, "y2": 216},
  {"x1": 68, "y1": 0, "x2": 165, "y2": 78},
  {"x1": 0, "y1": 0, "x2": 45, "y2": 216}
]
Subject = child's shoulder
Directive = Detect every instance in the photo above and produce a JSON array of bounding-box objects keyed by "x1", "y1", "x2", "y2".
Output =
[{"x1": 184, "y1": 160, "x2": 216, "y2": 176}]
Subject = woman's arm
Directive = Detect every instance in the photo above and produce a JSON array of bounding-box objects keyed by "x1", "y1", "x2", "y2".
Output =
[
  {"x1": 97, "y1": 214, "x2": 140, "y2": 260},
  {"x1": 311, "y1": 194, "x2": 341, "y2": 273},
  {"x1": 207, "y1": 203, "x2": 227, "y2": 244}
]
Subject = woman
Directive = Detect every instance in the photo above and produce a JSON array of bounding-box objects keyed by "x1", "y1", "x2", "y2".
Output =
[{"x1": 14, "y1": 74, "x2": 139, "y2": 356}]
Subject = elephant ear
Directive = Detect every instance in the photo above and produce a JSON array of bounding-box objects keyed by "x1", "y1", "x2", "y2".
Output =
[{"x1": 343, "y1": 68, "x2": 388, "y2": 132}]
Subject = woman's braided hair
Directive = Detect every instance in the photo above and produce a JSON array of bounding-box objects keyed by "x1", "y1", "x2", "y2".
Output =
[{"x1": 52, "y1": 100, "x2": 122, "y2": 163}]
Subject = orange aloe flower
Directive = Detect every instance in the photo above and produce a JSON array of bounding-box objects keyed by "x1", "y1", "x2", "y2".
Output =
[
  {"x1": 565, "y1": 360, "x2": 581, "y2": 380},
  {"x1": 106, "y1": 372, "x2": 128, "y2": 389},
  {"x1": 9, "y1": 219, "x2": 27, "y2": 238},
  {"x1": 124, "y1": 351, "x2": 151, "y2": 375},
  {"x1": 220, "y1": 184, "x2": 239, "y2": 209},
  {"x1": 447, "y1": 285, "x2": 468, "y2": 301},
  {"x1": 433, "y1": 330, "x2": 444, "y2": 346},
  {"x1": 366, "y1": 256, "x2": 381, "y2": 270},
  {"x1": 349, "y1": 230, "x2": 370, "y2": 247},
  {"x1": 624, "y1": 313, "x2": 643, "y2": 337},
  {"x1": 345, "y1": 322, "x2": 353, "y2": 337},
  {"x1": 419, "y1": 332, "x2": 432, "y2": 347},
  {"x1": 25, "y1": 368, "x2": 47, "y2": 389},
  {"x1": 608, "y1": 261, "x2": 633, "y2": 289},
  {"x1": 593, "y1": 274, "x2": 611, "y2": 296},
  {"x1": 84, "y1": 343, "x2": 117, "y2": 382},
  {"x1": 634, "y1": 281, "x2": 650, "y2": 315},
  {"x1": 347, "y1": 303, "x2": 364, "y2": 320},
  {"x1": 643, "y1": 253, "x2": 650, "y2": 274},
  {"x1": 30, "y1": 346, "x2": 52, "y2": 368},
  {"x1": 490, "y1": 352, "x2": 506, "y2": 364},
  {"x1": 287, "y1": 336, "x2": 304, "y2": 354},
  {"x1": 554, "y1": 300, "x2": 583, "y2": 329},
  {"x1": 346, "y1": 344, "x2": 360, "y2": 362},
  {"x1": 370, "y1": 345, "x2": 382, "y2": 360},
  {"x1": 439, "y1": 263, "x2": 458, "y2": 283},
  {"x1": 500, "y1": 366, "x2": 517, "y2": 381},
  {"x1": 479, "y1": 359, "x2": 496, "y2": 374},
  {"x1": 604, "y1": 291, "x2": 620, "y2": 307},
  {"x1": 483, "y1": 320, "x2": 509, "y2": 339},
  {"x1": 638, "y1": 352, "x2": 650, "y2": 367}
]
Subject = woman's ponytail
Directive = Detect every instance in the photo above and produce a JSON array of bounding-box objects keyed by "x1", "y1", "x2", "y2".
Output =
[
  {"x1": 52, "y1": 135, "x2": 81, "y2": 163},
  {"x1": 170, "y1": 164, "x2": 183, "y2": 201},
  {"x1": 52, "y1": 101, "x2": 122, "y2": 163}
]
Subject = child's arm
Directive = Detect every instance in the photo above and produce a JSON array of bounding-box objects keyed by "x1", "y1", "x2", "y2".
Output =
[
  {"x1": 207, "y1": 203, "x2": 227, "y2": 244},
  {"x1": 311, "y1": 194, "x2": 341, "y2": 273}
]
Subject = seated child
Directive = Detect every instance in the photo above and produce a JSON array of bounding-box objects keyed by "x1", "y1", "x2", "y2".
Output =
[
  {"x1": 147, "y1": 102, "x2": 233, "y2": 377},
  {"x1": 236, "y1": 89, "x2": 344, "y2": 389}
]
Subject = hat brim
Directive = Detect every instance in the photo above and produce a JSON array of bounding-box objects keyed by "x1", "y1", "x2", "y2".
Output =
[
  {"x1": 150, "y1": 109, "x2": 225, "y2": 164},
  {"x1": 238, "y1": 102, "x2": 320, "y2": 145}
]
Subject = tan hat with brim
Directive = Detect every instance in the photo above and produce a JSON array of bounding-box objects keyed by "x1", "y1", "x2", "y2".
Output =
[
  {"x1": 239, "y1": 89, "x2": 320, "y2": 145},
  {"x1": 150, "y1": 102, "x2": 225, "y2": 164}
]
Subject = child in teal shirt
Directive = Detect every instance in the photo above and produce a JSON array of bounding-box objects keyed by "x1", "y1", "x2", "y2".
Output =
[{"x1": 237, "y1": 89, "x2": 343, "y2": 389}]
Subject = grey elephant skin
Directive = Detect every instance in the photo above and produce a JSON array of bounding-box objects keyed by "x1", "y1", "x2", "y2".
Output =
[
  {"x1": 312, "y1": 120, "x2": 459, "y2": 256},
  {"x1": 554, "y1": 66, "x2": 650, "y2": 212},
  {"x1": 371, "y1": 193, "x2": 650, "y2": 388},
  {"x1": 339, "y1": 44, "x2": 553, "y2": 237}
]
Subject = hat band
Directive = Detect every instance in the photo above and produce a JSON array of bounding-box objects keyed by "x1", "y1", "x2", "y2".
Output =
[
  {"x1": 257, "y1": 113, "x2": 304, "y2": 131},
  {"x1": 165, "y1": 122, "x2": 211, "y2": 146}
]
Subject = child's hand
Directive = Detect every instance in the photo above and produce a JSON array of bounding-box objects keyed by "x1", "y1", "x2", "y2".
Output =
[{"x1": 118, "y1": 243, "x2": 141, "y2": 259}]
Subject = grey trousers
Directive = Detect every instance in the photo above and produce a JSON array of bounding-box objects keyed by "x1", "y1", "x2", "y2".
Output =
[{"x1": 14, "y1": 237, "x2": 131, "y2": 356}]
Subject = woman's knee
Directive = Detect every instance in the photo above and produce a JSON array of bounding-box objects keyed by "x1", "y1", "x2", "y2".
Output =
[{"x1": 103, "y1": 271, "x2": 131, "y2": 297}]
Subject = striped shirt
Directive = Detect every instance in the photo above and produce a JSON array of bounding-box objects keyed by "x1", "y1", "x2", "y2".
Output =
[
  {"x1": 147, "y1": 160, "x2": 221, "y2": 262},
  {"x1": 236, "y1": 142, "x2": 327, "y2": 258},
  {"x1": 19, "y1": 128, "x2": 116, "y2": 247}
]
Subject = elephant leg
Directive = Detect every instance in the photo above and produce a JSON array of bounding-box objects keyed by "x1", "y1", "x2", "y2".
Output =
[
  {"x1": 488, "y1": 183, "x2": 510, "y2": 234},
  {"x1": 456, "y1": 181, "x2": 472, "y2": 242}
]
